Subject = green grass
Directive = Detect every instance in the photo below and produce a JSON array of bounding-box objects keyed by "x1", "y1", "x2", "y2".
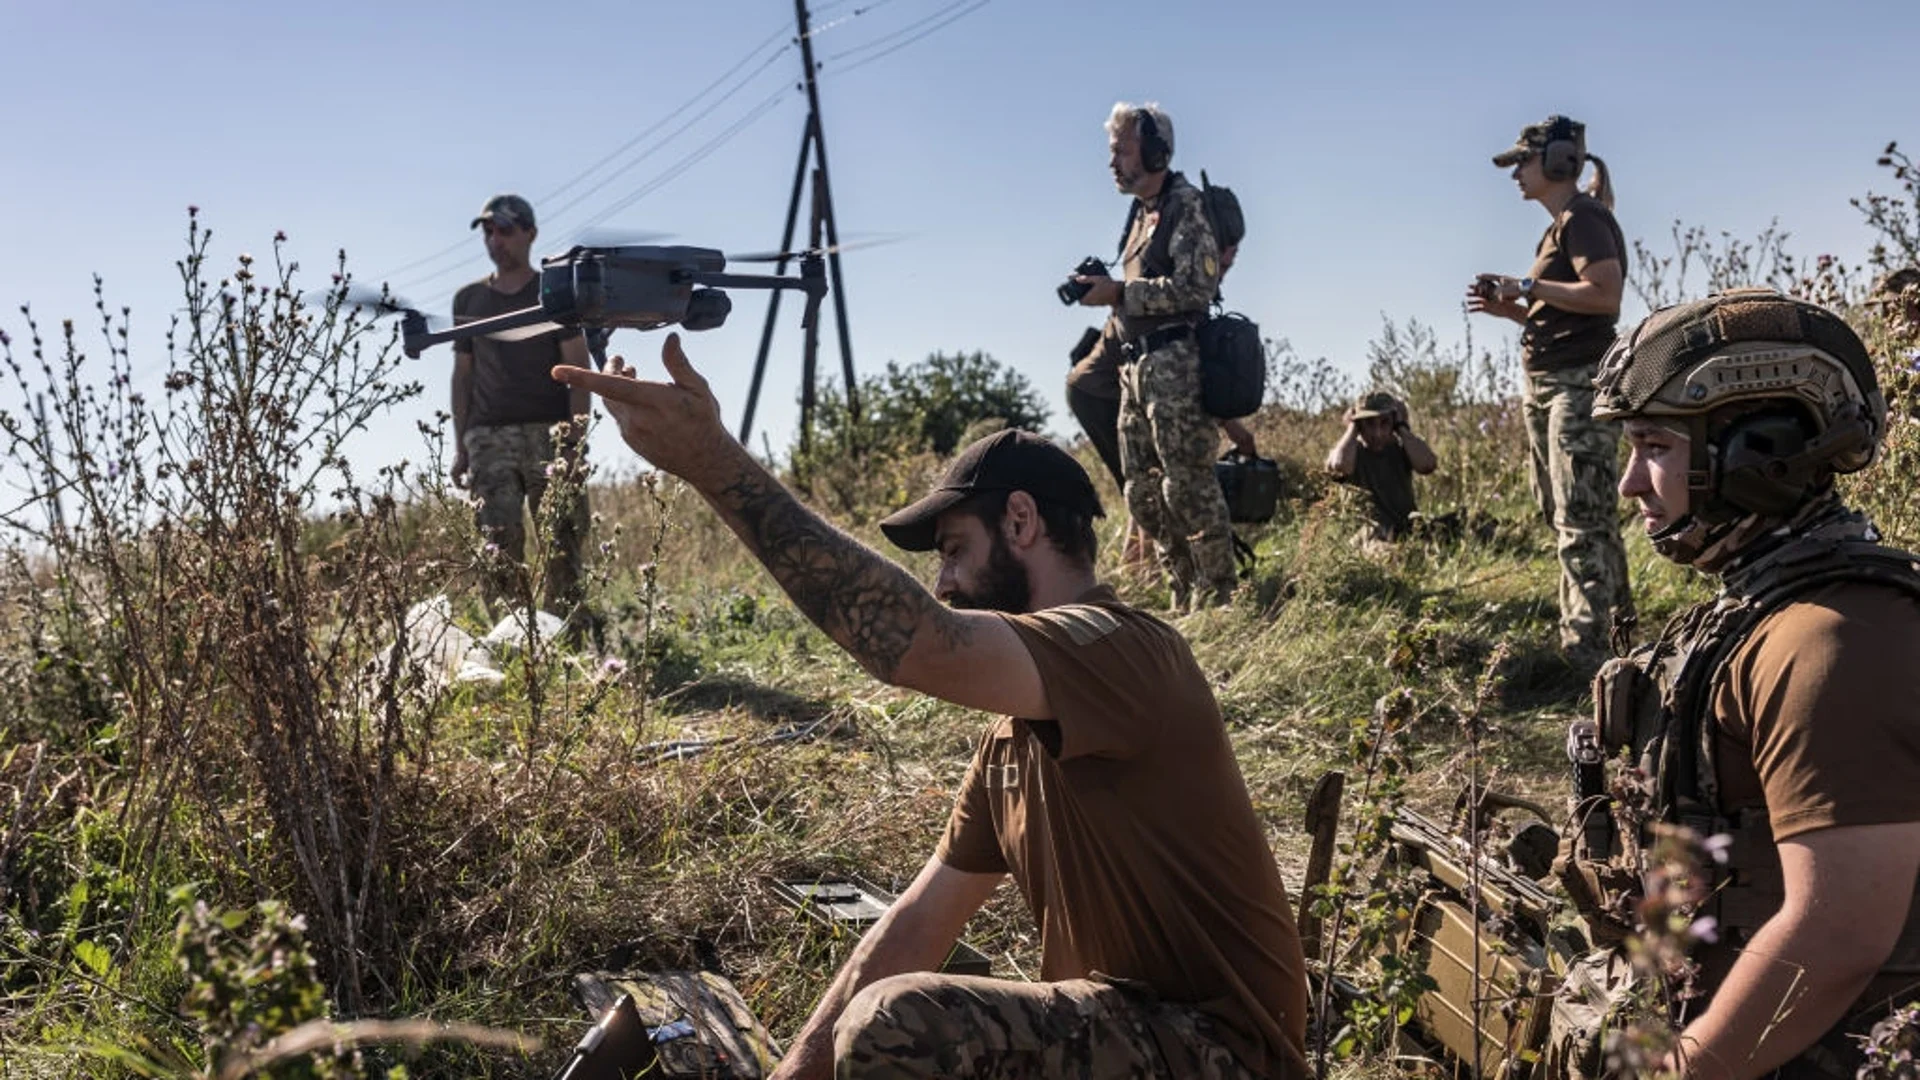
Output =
[{"x1": 2, "y1": 324, "x2": 1911, "y2": 1080}]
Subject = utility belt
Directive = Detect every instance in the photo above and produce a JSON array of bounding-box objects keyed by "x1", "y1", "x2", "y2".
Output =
[{"x1": 1120, "y1": 322, "x2": 1195, "y2": 361}]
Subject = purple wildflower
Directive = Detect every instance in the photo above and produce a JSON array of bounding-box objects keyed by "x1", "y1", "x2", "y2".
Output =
[{"x1": 1702, "y1": 833, "x2": 1732, "y2": 866}]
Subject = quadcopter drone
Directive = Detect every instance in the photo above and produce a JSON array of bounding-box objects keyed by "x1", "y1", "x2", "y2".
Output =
[{"x1": 327, "y1": 244, "x2": 831, "y2": 361}]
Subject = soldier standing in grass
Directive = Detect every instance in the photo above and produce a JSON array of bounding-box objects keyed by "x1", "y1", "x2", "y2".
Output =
[
  {"x1": 1071, "y1": 102, "x2": 1237, "y2": 611},
  {"x1": 1549, "y1": 290, "x2": 1920, "y2": 1079},
  {"x1": 451, "y1": 194, "x2": 594, "y2": 618},
  {"x1": 554, "y1": 338, "x2": 1309, "y2": 1079},
  {"x1": 1468, "y1": 115, "x2": 1632, "y2": 672}
]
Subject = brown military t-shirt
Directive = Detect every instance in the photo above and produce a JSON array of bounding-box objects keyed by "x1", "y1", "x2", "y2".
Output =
[
  {"x1": 1340, "y1": 442, "x2": 1418, "y2": 540},
  {"x1": 1704, "y1": 579, "x2": 1920, "y2": 1004},
  {"x1": 936, "y1": 586, "x2": 1307, "y2": 1075},
  {"x1": 1521, "y1": 194, "x2": 1625, "y2": 372},
  {"x1": 453, "y1": 275, "x2": 582, "y2": 428},
  {"x1": 1710, "y1": 580, "x2": 1920, "y2": 837}
]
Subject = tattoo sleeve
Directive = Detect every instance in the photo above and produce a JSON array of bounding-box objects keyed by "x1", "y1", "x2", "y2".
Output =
[{"x1": 708, "y1": 456, "x2": 972, "y2": 683}]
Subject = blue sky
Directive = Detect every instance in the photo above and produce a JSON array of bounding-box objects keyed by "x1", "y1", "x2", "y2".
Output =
[{"x1": 4, "y1": 0, "x2": 1916, "y2": 484}]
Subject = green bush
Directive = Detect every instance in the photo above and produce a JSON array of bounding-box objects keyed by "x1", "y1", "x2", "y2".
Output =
[{"x1": 798, "y1": 349, "x2": 1050, "y2": 462}]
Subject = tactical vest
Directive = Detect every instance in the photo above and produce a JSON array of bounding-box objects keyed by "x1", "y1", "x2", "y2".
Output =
[
  {"x1": 1115, "y1": 173, "x2": 1206, "y2": 339},
  {"x1": 1559, "y1": 511, "x2": 1920, "y2": 1029}
]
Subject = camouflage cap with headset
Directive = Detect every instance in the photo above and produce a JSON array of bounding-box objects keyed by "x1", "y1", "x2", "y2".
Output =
[
  {"x1": 1492, "y1": 115, "x2": 1587, "y2": 183},
  {"x1": 1593, "y1": 288, "x2": 1887, "y2": 563}
]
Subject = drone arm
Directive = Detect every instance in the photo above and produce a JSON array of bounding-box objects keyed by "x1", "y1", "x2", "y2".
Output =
[
  {"x1": 684, "y1": 270, "x2": 818, "y2": 294},
  {"x1": 403, "y1": 304, "x2": 564, "y2": 359},
  {"x1": 685, "y1": 270, "x2": 828, "y2": 329}
]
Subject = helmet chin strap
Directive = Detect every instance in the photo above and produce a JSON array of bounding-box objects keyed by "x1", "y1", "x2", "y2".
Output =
[
  {"x1": 1648, "y1": 513, "x2": 1706, "y2": 563},
  {"x1": 1647, "y1": 415, "x2": 1726, "y2": 565}
]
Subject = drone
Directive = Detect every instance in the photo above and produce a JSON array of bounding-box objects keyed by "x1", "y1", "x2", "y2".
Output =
[{"x1": 323, "y1": 243, "x2": 832, "y2": 361}]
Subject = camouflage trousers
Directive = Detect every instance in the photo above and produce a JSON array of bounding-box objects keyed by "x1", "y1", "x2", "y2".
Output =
[
  {"x1": 832, "y1": 973, "x2": 1265, "y2": 1080},
  {"x1": 464, "y1": 419, "x2": 589, "y2": 616},
  {"x1": 1547, "y1": 947, "x2": 1879, "y2": 1079},
  {"x1": 1523, "y1": 363, "x2": 1631, "y2": 658},
  {"x1": 1119, "y1": 337, "x2": 1236, "y2": 610}
]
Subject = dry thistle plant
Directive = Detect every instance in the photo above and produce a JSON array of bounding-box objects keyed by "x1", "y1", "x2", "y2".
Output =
[{"x1": 0, "y1": 211, "x2": 462, "y2": 1010}]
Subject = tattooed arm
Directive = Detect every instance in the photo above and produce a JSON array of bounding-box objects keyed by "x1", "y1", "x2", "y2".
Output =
[{"x1": 553, "y1": 335, "x2": 1050, "y2": 718}]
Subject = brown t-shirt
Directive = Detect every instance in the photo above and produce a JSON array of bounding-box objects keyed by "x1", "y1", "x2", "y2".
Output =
[
  {"x1": 1521, "y1": 194, "x2": 1625, "y2": 372},
  {"x1": 1704, "y1": 579, "x2": 1920, "y2": 1005},
  {"x1": 1341, "y1": 442, "x2": 1418, "y2": 539},
  {"x1": 936, "y1": 586, "x2": 1307, "y2": 1074},
  {"x1": 453, "y1": 275, "x2": 582, "y2": 428},
  {"x1": 1710, "y1": 580, "x2": 1920, "y2": 839}
]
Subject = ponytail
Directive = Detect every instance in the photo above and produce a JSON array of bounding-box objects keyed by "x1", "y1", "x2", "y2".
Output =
[{"x1": 1584, "y1": 153, "x2": 1615, "y2": 211}]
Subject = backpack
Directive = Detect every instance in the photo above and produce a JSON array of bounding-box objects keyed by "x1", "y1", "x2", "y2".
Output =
[
  {"x1": 1120, "y1": 171, "x2": 1266, "y2": 419},
  {"x1": 1198, "y1": 170, "x2": 1245, "y2": 251},
  {"x1": 1192, "y1": 171, "x2": 1263, "y2": 418},
  {"x1": 1196, "y1": 312, "x2": 1264, "y2": 418}
]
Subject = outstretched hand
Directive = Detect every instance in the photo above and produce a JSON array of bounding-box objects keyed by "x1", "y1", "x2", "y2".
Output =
[{"x1": 551, "y1": 332, "x2": 736, "y2": 486}]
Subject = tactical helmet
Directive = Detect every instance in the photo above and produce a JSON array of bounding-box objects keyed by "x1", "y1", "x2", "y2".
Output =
[{"x1": 1594, "y1": 288, "x2": 1886, "y2": 562}]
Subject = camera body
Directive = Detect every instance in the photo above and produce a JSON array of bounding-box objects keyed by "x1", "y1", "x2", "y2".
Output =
[
  {"x1": 1471, "y1": 275, "x2": 1501, "y2": 302},
  {"x1": 1056, "y1": 257, "x2": 1111, "y2": 305}
]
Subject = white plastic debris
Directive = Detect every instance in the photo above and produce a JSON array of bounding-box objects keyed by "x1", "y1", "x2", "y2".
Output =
[
  {"x1": 480, "y1": 607, "x2": 568, "y2": 655},
  {"x1": 403, "y1": 595, "x2": 505, "y2": 689}
]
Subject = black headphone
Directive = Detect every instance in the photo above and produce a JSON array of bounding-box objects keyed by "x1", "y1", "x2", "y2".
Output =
[
  {"x1": 1710, "y1": 403, "x2": 1869, "y2": 519},
  {"x1": 1135, "y1": 109, "x2": 1171, "y2": 173},
  {"x1": 1540, "y1": 115, "x2": 1585, "y2": 183}
]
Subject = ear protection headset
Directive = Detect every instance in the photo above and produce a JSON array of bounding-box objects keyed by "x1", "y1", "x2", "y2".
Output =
[
  {"x1": 1540, "y1": 115, "x2": 1586, "y2": 183},
  {"x1": 1136, "y1": 109, "x2": 1171, "y2": 173},
  {"x1": 1710, "y1": 403, "x2": 1871, "y2": 519}
]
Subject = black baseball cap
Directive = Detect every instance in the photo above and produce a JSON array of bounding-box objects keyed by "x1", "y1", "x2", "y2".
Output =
[{"x1": 879, "y1": 429, "x2": 1105, "y2": 552}]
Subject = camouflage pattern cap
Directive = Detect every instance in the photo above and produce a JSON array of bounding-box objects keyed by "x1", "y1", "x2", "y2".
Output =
[
  {"x1": 1351, "y1": 390, "x2": 1400, "y2": 419},
  {"x1": 471, "y1": 193, "x2": 536, "y2": 230},
  {"x1": 1867, "y1": 266, "x2": 1920, "y2": 305},
  {"x1": 1492, "y1": 115, "x2": 1584, "y2": 167}
]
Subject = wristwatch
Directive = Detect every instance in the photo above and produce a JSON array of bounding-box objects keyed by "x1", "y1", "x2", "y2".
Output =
[{"x1": 1518, "y1": 276, "x2": 1536, "y2": 302}]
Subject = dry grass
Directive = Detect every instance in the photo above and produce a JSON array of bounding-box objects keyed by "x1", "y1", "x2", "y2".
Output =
[{"x1": 2, "y1": 187, "x2": 1918, "y2": 1078}]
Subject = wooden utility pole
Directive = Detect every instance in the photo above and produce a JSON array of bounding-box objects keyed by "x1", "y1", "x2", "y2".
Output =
[{"x1": 738, "y1": 0, "x2": 860, "y2": 452}]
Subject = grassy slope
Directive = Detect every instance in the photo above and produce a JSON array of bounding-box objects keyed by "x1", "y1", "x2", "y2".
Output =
[{"x1": 9, "y1": 370, "x2": 1912, "y2": 1077}]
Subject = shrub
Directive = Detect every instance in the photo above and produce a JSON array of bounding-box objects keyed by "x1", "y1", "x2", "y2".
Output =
[{"x1": 798, "y1": 349, "x2": 1050, "y2": 462}]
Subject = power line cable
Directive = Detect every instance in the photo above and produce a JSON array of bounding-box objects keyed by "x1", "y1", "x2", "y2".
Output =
[
  {"x1": 363, "y1": 19, "x2": 793, "y2": 287},
  {"x1": 537, "y1": 47, "x2": 795, "y2": 226},
  {"x1": 822, "y1": 0, "x2": 973, "y2": 64},
  {"x1": 572, "y1": 86, "x2": 799, "y2": 238},
  {"x1": 803, "y1": 0, "x2": 903, "y2": 39},
  {"x1": 385, "y1": 64, "x2": 798, "y2": 302},
  {"x1": 830, "y1": 0, "x2": 990, "y2": 75},
  {"x1": 541, "y1": 26, "x2": 794, "y2": 209}
]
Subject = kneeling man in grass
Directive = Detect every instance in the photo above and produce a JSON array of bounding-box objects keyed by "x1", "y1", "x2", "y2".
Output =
[{"x1": 556, "y1": 336, "x2": 1307, "y2": 1080}]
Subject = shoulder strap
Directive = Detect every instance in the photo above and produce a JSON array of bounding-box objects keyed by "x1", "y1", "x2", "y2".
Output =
[
  {"x1": 1665, "y1": 542, "x2": 1920, "y2": 817},
  {"x1": 1116, "y1": 197, "x2": 1141, "y2": 263},
  {"x1": 1118, "y1": 173, "x2": 1192, "y2": 264}
]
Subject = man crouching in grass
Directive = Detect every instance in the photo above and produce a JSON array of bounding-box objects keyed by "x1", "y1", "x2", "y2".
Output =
[{"x1": 555, "y1": 336, "x2": 1308, "y2": 1080}]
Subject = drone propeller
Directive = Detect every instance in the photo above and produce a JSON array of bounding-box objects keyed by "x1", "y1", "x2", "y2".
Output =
[
  {"x1": 564, "y1": 226, "x2": 675, "y2": 250},
  {"x1": 726, "y1": 234, "x2": 906, "y2": 264},
  {"x1": 303, "y1": 284, "x2": 455, "y2": 331}
]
